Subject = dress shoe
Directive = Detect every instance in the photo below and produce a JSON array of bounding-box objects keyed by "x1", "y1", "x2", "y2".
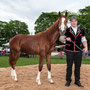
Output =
[
  {"x1": 74, "y1": 81, "x2": 84, "y2": 87},
  {"x1": 65, "y1": 81, "x2": 71, "y2": 86}
]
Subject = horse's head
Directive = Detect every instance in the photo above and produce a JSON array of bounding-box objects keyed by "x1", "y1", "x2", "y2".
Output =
[{"x1": 58, "y1": 11, "x2": 68, "y2": 35}]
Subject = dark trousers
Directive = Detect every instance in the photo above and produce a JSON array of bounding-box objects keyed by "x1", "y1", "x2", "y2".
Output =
[{"x1": 66, "y1": 51, "x2": 82, "y2": 82}]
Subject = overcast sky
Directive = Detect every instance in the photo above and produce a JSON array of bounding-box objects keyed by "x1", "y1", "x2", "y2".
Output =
[{"x1": 0, "y1": 0, "x2": 90, "y2": 34}]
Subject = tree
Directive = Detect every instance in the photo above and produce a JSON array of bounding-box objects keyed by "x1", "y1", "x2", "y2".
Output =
[
  {"x1": 34, "y1": 12, "x2": 58, "y2": 34},
  {"x1": 0, "y1": 20, "x2": 29, "y2": 46},
  {"x1": 78, "y1": 6, "x2": 90, "y2": 49},
  {"x1": 0, "y1": 21, "x2": 8, "y2": 46},
  {"x1": 0, "y1": 21, "x2": 8, "y2": 38},
  {"x1": 78, "y1": 6, "x2": 90, "y2": 34},
  {"x1": 5, "y1": 20, "x2": 29, "y2": 41}
]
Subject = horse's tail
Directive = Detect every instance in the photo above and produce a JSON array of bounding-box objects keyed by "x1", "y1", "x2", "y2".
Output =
[{"x1": 9, "y1": 35, "x2": 21, "y2": 67}]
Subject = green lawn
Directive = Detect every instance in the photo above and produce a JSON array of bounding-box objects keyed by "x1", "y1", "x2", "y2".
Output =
[{"x1": 0, "y1": 56, "x2": 90, "y2": 68}]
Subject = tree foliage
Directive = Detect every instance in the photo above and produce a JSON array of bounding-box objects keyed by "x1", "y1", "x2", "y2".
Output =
[
  {"x1": 34, "y1": 12, "x2": 58, "y2": 34},
  {"x1": 78, "y1": 6, "x2": 90, "y2": 49},
  {"x1": 0, "y1": 20, "x2": 29, "y2": 46},
  {"x1": 78, "y1": 6, "x2": 90, "y2": 34}
]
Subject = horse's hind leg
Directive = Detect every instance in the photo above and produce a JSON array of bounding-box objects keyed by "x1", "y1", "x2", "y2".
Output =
[
  {"x1": 46, "y1": 54, "x2": 54, "y2": 84},
  {"x1": 9, "y1": 50, "x2": 20, "y2": 81}
]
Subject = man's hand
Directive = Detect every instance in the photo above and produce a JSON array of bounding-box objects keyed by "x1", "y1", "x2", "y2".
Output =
[
  {"x1": 60, "y1": 36, "x2": 71, "y2": 43},
  {"x1": 59, "y1": 36, "x2": 66, "y2": 43},
  {"x1": 82, "y1": 41, "x2": 88, "y2": 53},
  {"x1": 83, "y1": 47, "x2": 88, "y2": 53}
]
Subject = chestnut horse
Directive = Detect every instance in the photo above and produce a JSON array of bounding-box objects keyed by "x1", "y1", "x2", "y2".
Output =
[{"x1": 9, "y1": 11, "x2": 67, "y2": 85}]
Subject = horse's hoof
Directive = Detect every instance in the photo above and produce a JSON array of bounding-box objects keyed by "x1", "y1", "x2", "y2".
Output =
[
  {"x1": 36, "y1": 79, "x2": 41, "y2": 85},
  {"x1": 50, "y1": 80, "x2": 54, "y2": 84},
  {"x1": 48, "y1": 78, "x2": 54, "y2": 84},
  {"x1": 38, "y1": 82, "x2": 41, "y2": 85},
  {"x1": 11, "y1": 76, "x2": 18, "y2": 82}
]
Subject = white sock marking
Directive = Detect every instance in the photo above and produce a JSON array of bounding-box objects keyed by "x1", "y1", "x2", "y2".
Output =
[
  {"x1": 48, "y1": 71, "x2": 54, "y2": 84},
  {"x1": 36, "y1": 71, "x2": 41, "y2": 85},
  {"x1": 11, "y1": 69, "x2": 18, "y2": 81}
]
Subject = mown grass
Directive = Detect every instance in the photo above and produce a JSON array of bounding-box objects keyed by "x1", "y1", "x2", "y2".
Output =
[{"x1": 0, "y1": 56, "x2": 90, "y2": 68}]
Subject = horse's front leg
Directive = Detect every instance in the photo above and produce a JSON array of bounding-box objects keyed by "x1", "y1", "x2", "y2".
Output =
[
  {"x1": 46, "y1": 54, "x2": 54, "y2": 84},
  {"x1": 36, "y1": 54, "x2": 44, "y2": 85}
]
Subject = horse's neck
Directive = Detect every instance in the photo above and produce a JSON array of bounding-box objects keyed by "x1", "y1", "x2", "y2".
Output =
[{"x1": 46, "y1": 20, "x2": 59, "y2": 44}]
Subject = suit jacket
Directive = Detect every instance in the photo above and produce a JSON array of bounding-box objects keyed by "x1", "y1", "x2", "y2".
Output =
[{"x1": 65, "y1": 27, "x2": 85, "y2": 52}]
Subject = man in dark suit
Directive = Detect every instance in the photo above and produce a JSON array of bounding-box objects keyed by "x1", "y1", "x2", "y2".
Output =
[{"x1": 60, "y1": 16, "x2": 88, "y2": 87}]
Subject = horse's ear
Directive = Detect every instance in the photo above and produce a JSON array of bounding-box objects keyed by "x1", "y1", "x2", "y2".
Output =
[
  {"x1": 65, "y1": 11, "x2": 68, "y2": 17},
  {"x1": 58, "y1": 11, "x2": 61, "y2": 18}
]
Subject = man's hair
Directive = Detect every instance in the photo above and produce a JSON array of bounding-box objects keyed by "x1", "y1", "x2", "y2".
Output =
[{"x1": 70, "y1": 16, "x2": 78, "y2": 21}]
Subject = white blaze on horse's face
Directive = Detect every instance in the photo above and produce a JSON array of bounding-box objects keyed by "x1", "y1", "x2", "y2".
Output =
[{"x1": 60, "y1": 17, "x2": 66, "y2": 32}]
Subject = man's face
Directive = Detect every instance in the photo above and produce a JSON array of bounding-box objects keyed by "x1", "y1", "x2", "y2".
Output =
[{"x1": 71, "y1": 19, "x2": 78, "y2": 28}]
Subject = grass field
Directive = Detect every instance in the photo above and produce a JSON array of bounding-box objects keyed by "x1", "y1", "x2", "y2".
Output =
[{"x1": 0, "y1": 56, "x2": 90, "y2": 68}]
